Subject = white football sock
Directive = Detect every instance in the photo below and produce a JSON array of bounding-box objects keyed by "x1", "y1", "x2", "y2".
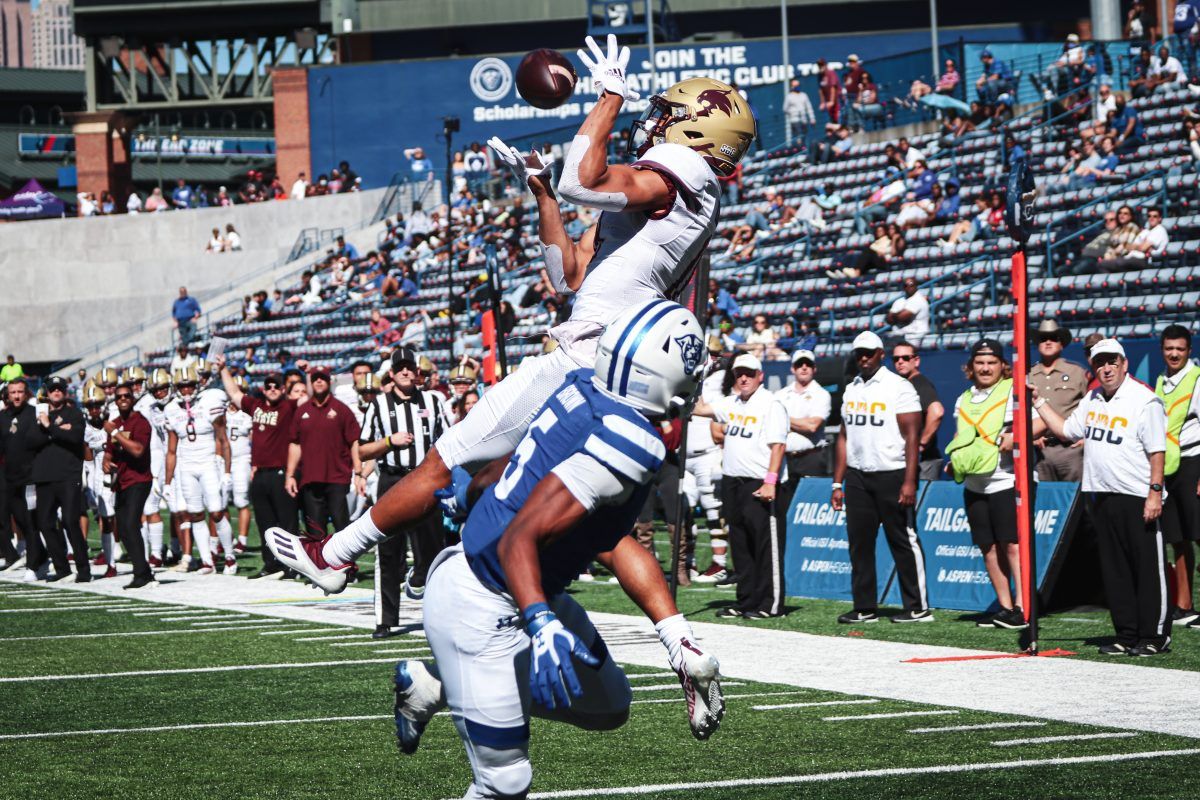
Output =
[
  {"x1": 215, "y1": 517, "x2": 234, "y2": 560},
  {"x1": 192, "y1": 523, "x2": 212, "y2": 565},
  {"x1": 141, "y1": 522, "x2": 151, "y2": 555},
  {"x1": 101, "y1": 532, "x2": 115, "y2": 562},
  {"x1": 148, "y1": 522, "x2": 164, "y2": 559},
  {"x1": 323, "y1": 510, "x2": 385, "y2": 566}
]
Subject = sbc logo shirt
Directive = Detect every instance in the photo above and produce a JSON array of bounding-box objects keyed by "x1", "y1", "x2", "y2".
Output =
[{"x1": 841, "y1": 367, "x2": 921, "y2": 472}]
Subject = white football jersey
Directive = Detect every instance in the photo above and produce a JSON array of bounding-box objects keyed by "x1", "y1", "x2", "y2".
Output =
[
  {"x1": 164, "y1": 393, "x2": 225, "y2": 470},
  {"x1": 687, "y1": 368, "x2": 726, "y2": 456},
  {"x1": 227, "y1": 407, "x2": 253, "y2": 461},
  {"x1": 83, "y1": 419, "x2": 108, "y2": 460},
  {"x1": 551, "y1": 143, "x2": 719, "y2": 365},
  {"x1": 135, "y1": 393, "x2": 170, "y2": 468}
]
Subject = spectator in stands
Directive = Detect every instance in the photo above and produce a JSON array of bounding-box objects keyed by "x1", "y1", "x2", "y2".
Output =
[
  {"x1": 205, "y1": 227, "x2": 226, "y2": 254},
  {"x1": 784, "y1": 79, "x2": 816, "y2": 144},
  {"x1": 935, "y1": 58, "x2": 961, "y2": 96},
  {"x1": 845, "y1": 71, "x2": 884, "y2": 132},
  {"x1": 172, "y1": 287, "x2": 201, "y2": 347},
  {"x1": 1085, "y1": 80, "x2": 1118, "y2": 137},
  {"x1": 895, "y1": 160, "x2": 937, "y2": 229},
  {"x1": 1186, "y1": 117, "x2": 1200, "y2": 170},
  {"x1": 812, "y1": 124, "x2": 853, "y2": 164},
  {"x1": 897, "y1": 137, "x2": 925, "y2": 169},
  {"x1": 145, "y1": 187, "x2": 168, "y2": 212},
  {"x1": 740, "y1": 315, "x2": 777, "y2": 360},
  {"x1": 976, "y1": 49, "x2": 1014, "y2": 103},
  {"x1": 938, "y1": 190, "x2": 1005, "y2": 248},
  {"x1": 225, "y1": 224, "x2": 242, "y2": 251},
  {"x1": 796, "y1": 182, "x2": 842, "y2": 231},
  {"x1": 463, "y1": 142, "x2": 490, "y2": 197},
  {"x1": 0, "y1": 355, "x2": 22, "y2": 382},
  {"x1": 933, "y1": 177, "x2": 962, "y2": 224},
  {"x1": 843, "y1": 54, "x2": 866, "y2": 101},
  {"x1": 854, "y1": 166, "x2": 905, "y2": 234},
  {"x1": 1099, "y1": 205, "x2": 1169, "y2": 271},
  {"x1": 334, "y1": 234, "x2": 360, "y2": 261},
  {"x1": 718, "y1": 160, "x2": 743, "y2": 205},
  {"x1": 1033, "y1": 33, "x2": 1086, "y2": 100},
  {"x1": 285, "y1": 270, "x2": 323, "y2": 308},
  {"x1": 1151, "y1": 45, "x2": 1187, "y2": 91},
  {"x1": 829, "y1": 223, "x2": 902, "y2": 279},
  {"x1": 1126, "y1": 0, "x2": 1149, "y2": 39},
  {"x1": 126, "y1": 191, "x2": 142, "y2": 214},
  {"x1": 404, "y1": 147, "x2": 434, "y2": 182},
  {"x1": 718, "y1": 316, "x2": 744, "y2": 351},
  {"x1": 171, "y1": 179, "x2": 193, "y2": 210},
  {"x1": 945, "y1": 339, "x2": 1035, "y2": 629},
  {"x1": 885, "y1": 278, "x2": 931, "y2": 339},
  {"x1": 369, "y1": 309, "x2": 401, "y2": 347},
  {"x1": 1128, "y1": 48, "x2": 1157, "y2": 99},
  {"x1": 816, "y1": 58, "x2": 842, "y2": 123},
  {"x1": 291, "y1": 171, "x2": 308, "y2": 200},
  {"x1": 1069, "y1": 209, "x2": 1119, "y2": 275},
  {"x1": 892, "y1": 340, "x2": 943, "y2": 480},
  {"x1": 709, "y1": 279, "x2": 740, "y2": 320}
]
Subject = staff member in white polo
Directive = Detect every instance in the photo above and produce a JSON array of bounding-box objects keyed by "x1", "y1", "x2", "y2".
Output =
[
  {"x1": 1034, "y1": 338, "x2": 1170, "y2": 656},
  {"x1": 776, "y1": 348, "x2": 831, "y2": 486},
  {"x1": 831, "y1": 330, "x2": 930, "y2": 624},
  {"x1": 1154, "y1": 324, "x2": 1200, "y2": 628},
  {"x1": 695, "y1": 353, "x2": 788, "y2": 619}
]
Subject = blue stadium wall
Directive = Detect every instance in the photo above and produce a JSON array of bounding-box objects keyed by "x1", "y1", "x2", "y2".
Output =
[{"x1": 306, "y1": 25, "x2": 1021, "y2": 189}]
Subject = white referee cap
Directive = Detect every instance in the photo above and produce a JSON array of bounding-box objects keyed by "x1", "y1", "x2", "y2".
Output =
[
  {"x1": 791, "y1": 349, "x2": 816, "y2": 365},
  {"x1": 732, "y1": 353, "x2": 763, "y2": 372},
  {"x1": 851, "y1": 331, "x2": 884, "y2": 351},
  {"x1": 1088, "y1": 338, "x2": 1125, "y2": 361}
]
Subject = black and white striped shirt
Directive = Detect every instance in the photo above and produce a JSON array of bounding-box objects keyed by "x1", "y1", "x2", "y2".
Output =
[{"x1": 360, "y1": 388, "x2": 451, "y2": 471}]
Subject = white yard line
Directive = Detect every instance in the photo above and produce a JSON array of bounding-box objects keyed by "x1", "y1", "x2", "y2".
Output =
[
  {"x1": 631, "y1": 682, "x2": 744, "y2": 692},
  {"x1": 0, "y1": 625, "x2": 305, "y2": 642},
  {"x1": 0, "y1": 603, "x2": 134, "y2": 613},
  {"x1": 0, "y1": 657, "x2": 398, "y2": 683},
  {"x1": 633, "y1": 691, "x2": 806, "y2": 705},
  {"x1": 517, "y1": 749, "x2": 1200, "y2": 798},
  {"x1": 258, "y1": 628, "x2": 351, "y2": 636},
  {"x1": 370, "y1": 648, "x2": 432, "y2": 655},
  {"x1": 130, "y1": 609, "x2": 234, "y2": 618},
  {"x1": 625, "y1": 672, "x2": 678, "y2": 680},
  {"x1": 990, "y1": 732, "x2": 1139, "y2": 747},
  {"x1": 156, "y1": 614, "x2": 251, "y2": 622},
  {"x1": 908, "y1": 721, "x2": 1048, "y2": 734},
  {"x1": 753, "y1": 699, "x2": 879, "y2": 711},
  {"x1": 823, "y1": 710, "x2": 959, "y2": 722},
  {"x1": 292, "y1": 634, "x2": 376, "y2": 642},
  {"x1": 190, "y1": 619, "x2": 287, "y2": 627}
]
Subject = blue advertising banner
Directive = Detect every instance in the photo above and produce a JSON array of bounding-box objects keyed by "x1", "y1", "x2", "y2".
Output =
[
  {"x1": 306, "y1": 25, "x2": 1019, "y2": 189},
  {"x1": 880, "y1": 480, "x2": 1078, "y2": 611},
  {"x1": 784, "y1": 477, "x2": 900, "y2": 604},
  {"x1": 18, "y1": 133, "x2": 275, "y2": 159}
]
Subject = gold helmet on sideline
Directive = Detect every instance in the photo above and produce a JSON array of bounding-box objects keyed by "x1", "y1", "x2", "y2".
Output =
[
  {"x1": 233, "y1": 374, "x2": 250, "y2": 393},
  {"x1": 172, "y1": 365, "x2": 199, "y2": 386},
  {"x1": 355, "y1": 373, "x2": 382, "y2": 393},
  {"x1": 448, "y1": 364, "x2": 477, "y2": 384},
  {"x1": 194, "y1": 356, "x2": 211, "y2": 377},
  {"x1": 95, "y1": 367, "x2": 118, "y2": 388},
  {"x1": 628, "y1": 76, "x2": 757, "y2": 177},
  {"x1": 147, "y1": 368, "x2": 171, "y2": 391},
  {"x1": 418, "y1": 356, "x2": 434, "y2": 375},
  {"x1": 81, "y1": 380, "x2": 105, "y2": 405},
  {"x1": 120, "y1": 366, "x2": 147, "y2": 387}
]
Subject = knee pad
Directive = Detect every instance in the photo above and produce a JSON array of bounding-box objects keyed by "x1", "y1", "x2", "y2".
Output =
[{"x1": 475, "y1": 748, "x2": 532, "y2": 799}]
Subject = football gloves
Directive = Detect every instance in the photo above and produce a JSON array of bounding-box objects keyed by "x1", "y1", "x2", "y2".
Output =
[
  {"x1": 655, "y1": 613, "x2": 725, "y2": 740},
  {"x1": 487, "y1": 137, "x2": 555, "y2": 193},
  {"x1": 577, "y1": 34, "x2": 639, "y2": 102},
  {"x1": 523, "y1": 603, "x2": 600, "y2": 710},
  {"x1": 434, "y1": 466, "x2": 473, "y2": 524}
]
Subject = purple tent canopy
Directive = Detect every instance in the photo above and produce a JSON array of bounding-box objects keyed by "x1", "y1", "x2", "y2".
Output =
[{"x1": 0, "y1": 179, "x2": 67, "y2": 220}]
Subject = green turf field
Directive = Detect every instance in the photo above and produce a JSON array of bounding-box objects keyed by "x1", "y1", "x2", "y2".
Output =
[{"x1": 4, "y1": 517, "x2": 1199, "y2": 798}]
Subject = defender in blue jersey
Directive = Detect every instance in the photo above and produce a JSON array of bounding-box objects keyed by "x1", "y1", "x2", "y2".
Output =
[{"x1": 393, "y1": 300, "x2": 725, "y2": 800}]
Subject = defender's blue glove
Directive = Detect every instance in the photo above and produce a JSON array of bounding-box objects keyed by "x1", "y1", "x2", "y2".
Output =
[
  {"x1": 434, "y1": 466, "x2": 473, "y2": 523},
  {"x1": 523, "y1": 602, "x2": 600, "y2": 709}
]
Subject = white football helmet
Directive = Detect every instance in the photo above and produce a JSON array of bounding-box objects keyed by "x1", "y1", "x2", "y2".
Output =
[{"x1": 593, "y1": 299, "x2": 707, "y2": 415}]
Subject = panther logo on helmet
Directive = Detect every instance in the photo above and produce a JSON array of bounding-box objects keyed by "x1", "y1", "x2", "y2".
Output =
[
  {"x1": 674, "y1": 333, "x2": 705, "y2": 376},
  {"x1": 627, "y1": 77, "x2": 756, "y2": 178}
]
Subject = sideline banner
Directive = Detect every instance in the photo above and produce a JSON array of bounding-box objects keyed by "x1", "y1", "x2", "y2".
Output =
[
  {"x1": 784, "y1": 477, "x2": 899, "y2": 604},
  {"x1": 880, "y1": 480, "x2": 1078, "y2": 611}
]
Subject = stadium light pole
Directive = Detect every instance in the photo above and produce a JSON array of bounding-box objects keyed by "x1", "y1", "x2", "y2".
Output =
[
  {"x1": 929, "y1": 0, "x2": 940, "y2": 81},
  {"x1": 443, "y1": 116, "x2": 460, "y2": 369},
  {"x1": 781, "y1": 0, "x2": 791, "y2": 143},
  {"x1": 646, "y1": 0, "x2": 657, "y2": 94}
]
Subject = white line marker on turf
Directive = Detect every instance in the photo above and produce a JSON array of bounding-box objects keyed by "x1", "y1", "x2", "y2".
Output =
[
  {"x1": 157, "y1": 614, "x2": 251, "y2": 622},
  {"x1": 0, "y1": 624, "x2": 315, "y2": 644},
  {"x1": 631, "y1": 682, "x2": 745, "y2": 692},
  {"x1": 908, "y1": 721, "x2": 1048, "y2": 734},
  {"x1": 292, "y1": 634, "x2": 375, "y2": 642},
  {"x1": 190, "y1": 619, "x2": 285, "y2": 627},
  {"x1": 371, "y1": 648, "x2": 433, "y2": 655},
  {"x1": 991, "y1": 732, "x2": 1139, "y2": 747},
  {"x1": 823, "y1": 710, "x2": 959, "y2": 722},
  {"x1": 753, "y1": 700, "x2": 880, "y2": 711},
  {"x1": 258, "y1": 628, "x2": 352, "y2": 636},
  {"x1": 0, "y1": 603, "x2": 135, "y2": 613},
  {"x1": 0, "y1": 657, "x2": 401, "y2": 683},
  {"x1": 626, "y1": 673, "x2": 678, "y2": 680},
  {"x1": 513, "y1": 749, "x2": 1200, "y2": 798},
  {"x1": 633, "y1": 691, "x2": 806, "y2": 706}
]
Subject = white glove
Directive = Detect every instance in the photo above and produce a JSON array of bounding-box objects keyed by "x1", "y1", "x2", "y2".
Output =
[
  {"x1": 486, "y1": 137, "x2": 556, "y2": 193},
  {"x1": 577, "y1": 34, "x2": 639, "y2": 102},
  {"x1": 221, "y1": 473, "x2": 233, "y2": 504},
  {"x1": 655, "y1": 614, "x2": 725, "y2": 740}
]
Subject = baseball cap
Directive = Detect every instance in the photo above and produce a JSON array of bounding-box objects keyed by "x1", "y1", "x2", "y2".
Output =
[
  {"x1": 1066, "y1": 33, "x2": 1080, "y2": 43},
  {"x1": 309, "y1": 367, "x2": 332, "y2": 381},
  {"x1": 1089, "y1": 338, "x2": 1126, "y2": 361},
  {"x1": 44, "y1": 376, "x2": 68, "y2": 392},
  {"x1": 732, "y1": 354, "x2": 762, "y2": 372},
  {"x1": 791, "y1": 349, "x2": 817, "y2": 365},
  {"x1": 391, "y1": 347, "x2": 419, "y2": 371},
  {"x1": 970, "y1": 338, "x2": 1007, "y2": 361},
  {"x1": 262, "y1": 372, "x2": 284, "y2": 388},
  {"x1": 847, "y1": 54, "x2": 860, "y2": 62},
  {"x1": 851, "y1": 331, "x2": 884, "y2": 351}
]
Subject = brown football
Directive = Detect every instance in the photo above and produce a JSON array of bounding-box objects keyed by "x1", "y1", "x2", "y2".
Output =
[{"x1": 516, "y1": 49, "x2": 577, "y2": 109}]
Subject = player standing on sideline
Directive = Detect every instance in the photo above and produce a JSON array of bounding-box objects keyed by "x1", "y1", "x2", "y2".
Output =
[
  {"x1": 81, "y1": 382, "x2": 119, "y2": 576},
  {"x1": 685, "y1": 336, "x2": 730, "y2": 583},
  {"x1": 266, "y1": 33, "x2": 757, "y2": 593},
  {"x1": 1153, "y1": 325, "x2": 1200, "y2": 627},
  {"x1": 225, "y1": 376, "x2": 254, "y2": 552},
  {"x1": 1034, "y1": 339, "x2": 1170, "y2": 656},
  {"x1": 392, "y1": 301, "x2": 724, "y2": 799},
  {"x1": 133, "y1": 368, "x2": 171, "y2": 567},
  {"x1": 832, "y1": 331, "x2": 931, "y2": 624}
]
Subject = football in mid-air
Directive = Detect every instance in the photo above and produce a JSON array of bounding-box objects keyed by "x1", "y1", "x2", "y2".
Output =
[{"x1": 516, "y1": 48, "x2": 577, "y2": 109}]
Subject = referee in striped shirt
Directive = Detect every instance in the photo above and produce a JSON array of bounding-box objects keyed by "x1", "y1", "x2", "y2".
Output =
[{"x1": 358, "y1": 347, "x2": 451, "y2": 638}]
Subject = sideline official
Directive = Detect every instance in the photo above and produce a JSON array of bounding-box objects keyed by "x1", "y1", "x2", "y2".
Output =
[
  {"x1": 1154, "y1": 325, "x2": 1200, "y2": 627},
  {"x1": 832, "y1": 331, "x2": 931, "y2": 624},
  {"x1": 31, "y1": 376, "x2": 90, "y2": 582},
  {"x1": 286, "y1": 367, "x2": 362, "y2": 538},
  {"x1": 219, "y1": 359, "x2": 300, "y2": 579},
  {"x1": 776, "y1": 348, "x2": 831, "y2": 491},
  {"x1": 0, "y1": 381, "x2": 38, "y2": 574},
  {"x1": 1028, "y1": 320, "x2": 1088, "y2": 481},
  {"x1": 358, "y1": 347, "x2": 449, "y2": 637},
  {"x1": 1035, "y1": 339, "x2": 1170, "y2": 656},
  {"x1": 697, "y1": 353, "x2": 789, "y2": 619}
]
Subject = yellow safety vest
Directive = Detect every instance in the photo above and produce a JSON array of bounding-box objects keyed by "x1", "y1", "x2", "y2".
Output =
[
  {"x1": 1155, "y1": 365, "x2": 1200, "y2": 476},
  {"x1": 945, "y1": 378, "x2": 1012, "y2": 484}
]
